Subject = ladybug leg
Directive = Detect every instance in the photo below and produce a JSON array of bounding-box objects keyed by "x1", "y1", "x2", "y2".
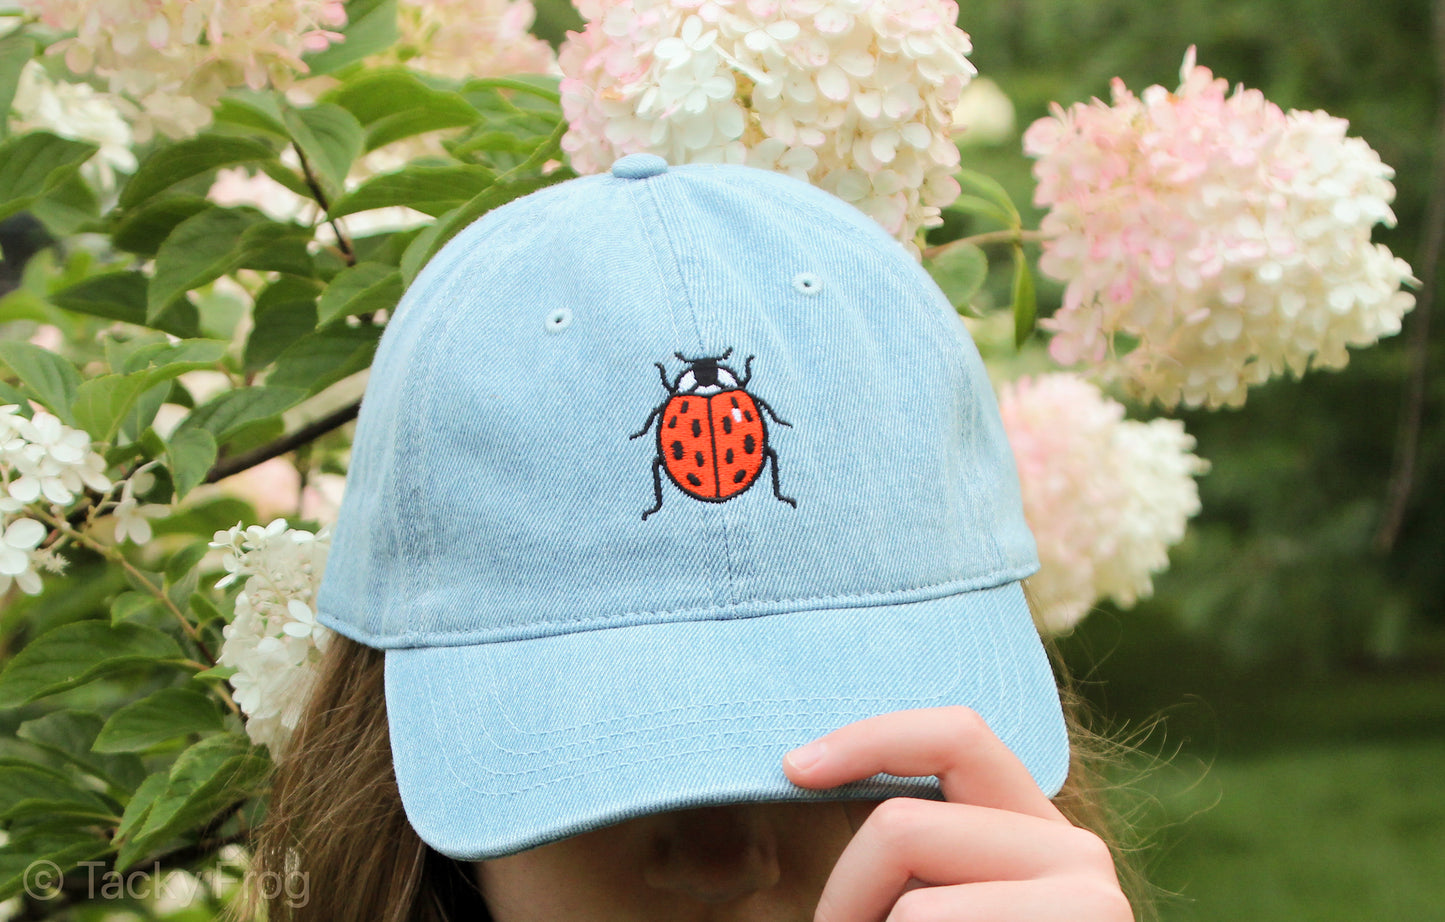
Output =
[
  {"x1": 764, "y1": 447, "x2": 797, "y2": 508},
  {"x1": 752, "y1": 395, "x2": 792, "y2": 428},
  {"x1": 641, "y1": 456, "x2": 667, "y2": 520},
  {"x1": 654, "y1": 361, "x2": 674, "y2": 392},
  {"x1": 628, "y1": 404, "x2": 663, "y2": 440}
]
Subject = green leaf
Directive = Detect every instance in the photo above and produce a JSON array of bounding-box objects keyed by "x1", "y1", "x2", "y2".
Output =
[
  {"x1": 191, "y1": 664, "x2": 237, "y2": 684},
  {"x1": 245, "y1": 278, "x2": 321, "y2": 372},
  {"x1": 111, "y1": 196, "x2": 210, "y2": 257},
  {"x1": 301, "y1": 0, "x2": 400, "y2": 76},
  {"x1": 50, "y1": 270, "x2": 201, "y2": 339},
  {"x1": 121, "y1": 337, "x2": 231, "y2": 384},
  {"x1": 28, "y1": 170, "x2": 102, "y2": 236},
  {"x1": 330, "y1": 164, "x2": 495, "y2": 220},
  {"x1": 119, "y1": 135, "x2": 277, "y2": 210},
  {"x1": 0, "y1": 131, "x2": 98, "y2": 221},
  {"x1": 924, "y1": 242, "x2": 989, "y2": 315},
  {"x1": 113, "y1": 770, "x2": 168, "y2": 847},
  {"x1": 236, "y1": 219, "x2": 316, "y2": 276},
  {"x1": 147, "y1": 207, "x2": 265, "y2": 322},
  {"x1": 0, "y1": 35, "x2": 36, "y2": 138},
  {"x1": 1011, "y1": 246, "x2": 1037, "y2": 349},
  {"x1": 944, "y1": 194, "x2": 1016, "y2": 229},
  {"x1": 94, "y1": 688, "x2": 226, "y2": 753},
  {"x1": 316, "y1": 262, "x2": 402, "y2": 325},
  {"x1": 459, "y1": 75, "x2": 563, "y2": 107},
  {"x1": 188, "y1": 593, "x2": 226, "y2": 629},
  {"x1": 212, "y1": 91, "x2": 289, "y2": 139},
  {"x1": 116, "y1": 734, "x2": 270, "y2": 871},
  {"x1": 165, "y1": 427, "x2": 219, "y2": 502},
  {"x1": 0, "y1": 339, "x2": 82, "y2": 423},
  {"x1": 70, "y1": 373, "x2": 154, "y2": 442},
  {"x1": 401, "y1": 173, "x2": 563, "y2": 284},
  {"x1": 0, "y1": 760, "x2": 114, "y2": 821},
  {"x1": 16, "y1": 710, "x2": 148, "y2": 792},
  {"x1": 283, "y1": 103, "x2": 364, "y2": 203},
  {"x1": 0, "y1": 621, "x2": 186, "y2": 709},
  {"x1": 267, "y1": 325, "x2": 382, "y2": 395},
  {"x1": 176, "y1": 386, "x2": 308, "y2": 446},
  {"x1": 325, "y1": 68, "x2": 482, "y2": 151},
  {"x1": 954, "y1": 168, "x2": 1021, "y2": 225},
  {"x1": 110, "y1": 590, "x2": 168, "y2": 627},
  {"x1": 0, "y1": 827, "x2": 110, "y2": 902}
]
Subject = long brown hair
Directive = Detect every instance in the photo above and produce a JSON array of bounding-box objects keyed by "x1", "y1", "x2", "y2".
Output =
[{"x1": 234, "y1": 614, "x2": 1157, "y2": 921}]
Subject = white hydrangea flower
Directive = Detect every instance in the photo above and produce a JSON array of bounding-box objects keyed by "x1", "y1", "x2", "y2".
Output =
[
  {"x1": 0, "y1": 516, "x2": 48, "y2": 597},
  {"x1": 9, "y1": 60, "x2": 137, "y2": 193},
  {"x1": 21, "y1": 0, "x2": 348, "y2": 140},
  {"x1": 997, "y1": 373, "x2": 1210, "y2": 634},
  {"x1": 558, "y1": 0, "x2": 977, "y2": 258},
  {"x1": 1024, "y1": 47, "x2": 1417, "y2": 409},
  {"x1": 210, "y1": 517, "x2": 333, "y2": 753},
  {"x1": 111, "y1": 467, "x2": 169, "y2": 545},
  {"x1": 1, "y1": 406, "x2": 111, "y2": 507},
  {"x1": 948, "y1": 75, "x2": 1014, "y2": 146}
]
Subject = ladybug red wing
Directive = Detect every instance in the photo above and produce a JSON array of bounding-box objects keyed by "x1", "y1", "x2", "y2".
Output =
[
  {"x1": 711, "y1": 390, "x2": 765, "y2": 499},
  {"x1": 660, "y1": 395, "x2": 717, "y2": 499}
]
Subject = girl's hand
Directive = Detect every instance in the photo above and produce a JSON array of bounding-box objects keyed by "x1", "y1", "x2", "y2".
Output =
[{"x1": 782, "y1": 705, "x2": 1132, "y2": 922}]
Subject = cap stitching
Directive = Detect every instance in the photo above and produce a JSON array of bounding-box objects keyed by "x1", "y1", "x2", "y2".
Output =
[{"x1": 351, "y1": 564, "x2": 1036, "y2": 646}]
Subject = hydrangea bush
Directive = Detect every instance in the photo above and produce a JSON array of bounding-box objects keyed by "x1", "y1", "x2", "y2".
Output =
[{"x1": 0, "y1": 0, "x2": 1416, "y2": 917}]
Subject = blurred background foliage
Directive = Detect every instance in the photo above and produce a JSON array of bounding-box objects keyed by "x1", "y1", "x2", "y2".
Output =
[{"x1": 537, "y1": 0, "x2": 1445, "y2": 918}]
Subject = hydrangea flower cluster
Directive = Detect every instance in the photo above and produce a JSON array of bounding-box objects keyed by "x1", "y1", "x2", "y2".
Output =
[
  {"x1": 996, "y1": 374, "x2": 1210, "y2": 634},
  {"x1": 1023, "y1": 48, "x2": 1416, "y2": 409},
  {"x1": 22, "y1": 0, "x2": 348, "y2": 139},
  {"x1": 0, "y1": 404, "x2": 112, "y2": 595},
  {"x1": 10, "y1": 61, "x2": 137, "y2": 193},
  {"x1": 557, "y1": 0, "x2": 975, "y2": 258},
  {"x1": 383, "y1": 0, "x2": 561, "y2": 80},
  {"x1": 210, "y1": 518, "x2": 334, "y2": 753}
]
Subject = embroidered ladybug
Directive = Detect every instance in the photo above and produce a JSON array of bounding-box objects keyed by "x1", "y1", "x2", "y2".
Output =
[{"x1": 629, "y1": 348, "x2": 797, "y2": 521}]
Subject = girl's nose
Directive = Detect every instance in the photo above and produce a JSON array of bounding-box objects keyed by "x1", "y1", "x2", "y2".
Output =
[{"x1": 642, "y1": 804, "x2": 782, "y2": 903}]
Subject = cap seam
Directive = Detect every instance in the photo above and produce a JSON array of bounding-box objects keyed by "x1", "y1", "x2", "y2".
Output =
[{"x1": 323, "y1": 564, "x2": 1035, "y2": 647}]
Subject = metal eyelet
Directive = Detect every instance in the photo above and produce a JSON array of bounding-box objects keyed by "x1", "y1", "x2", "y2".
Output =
[
  {"x1": 793, "y1": 272, "x2": 822, "y2": 295},
  {"x1": 544, "y1": 307, "x2": 573, "y2": 333}
]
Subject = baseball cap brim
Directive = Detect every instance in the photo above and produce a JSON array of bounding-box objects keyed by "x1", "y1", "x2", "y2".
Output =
[{"x1": 383, "y1": 579, "x2": 1069, "y2": 861}]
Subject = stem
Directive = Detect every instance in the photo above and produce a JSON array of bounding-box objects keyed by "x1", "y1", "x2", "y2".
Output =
[
  {"x1": 923, "y1": 228, "x2": 1048, "y2": 261},
  {"x1": 204, "y1": 400, "x2": 360, "y2": 484},
  {"x1": 292, "y1": 142, "x2": 355, "y2": 266},
  {"x1": 31, "y1": 507, "x2": 219, "y2": 667},
  {"x1": 1375, "y1": 0, "x2": 1445, "y2": 552}
]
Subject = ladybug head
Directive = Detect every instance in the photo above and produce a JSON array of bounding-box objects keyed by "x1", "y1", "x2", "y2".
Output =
[{"x1": 673, "y1": 348, "x2": 740, "y2": 395}]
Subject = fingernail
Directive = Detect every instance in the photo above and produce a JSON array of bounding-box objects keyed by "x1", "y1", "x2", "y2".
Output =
[{"x1": 786, "y1": 740, "x2": 826, "y2": 771}]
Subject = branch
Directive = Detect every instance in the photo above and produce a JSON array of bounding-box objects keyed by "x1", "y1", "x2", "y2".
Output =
[
  {"x1": 1375, "y1": 0, "x2": 1445, "y2": 552},
  {"x1": 292, "y1": 142, "x2": 355, "y2": 266},
  {"x1": 204, "y1": 399, "x2": 360, "y2": 484},
  {"x1": 923, "y1": 228, "x2": 1048, "y2": 261}
]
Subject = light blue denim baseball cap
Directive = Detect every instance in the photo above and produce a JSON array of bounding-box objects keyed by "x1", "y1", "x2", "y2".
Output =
[{"x1": 314, "y1": 152, "x2": 1069, "y2": 861}]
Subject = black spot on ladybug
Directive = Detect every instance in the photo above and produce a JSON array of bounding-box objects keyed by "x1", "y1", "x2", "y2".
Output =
[
  {"x1": 687, "y1": 473, "x2": 703, "y2": 487},
  {"x1": 733, "y1": 469, "x2": 746, "y2": 483},
  {"x1": 744, "y1": 434, "x2": 756, "y2": 454},
  {"x1": 725, "y1": 448, "x2": 734, "y2": 464},
  {"x1": 671, "y1": 441, "x2": 684, "y2": 460},
  {"x1": 691, "y1": 419, "x2": 702, "y2": 438},
  {"x1": 731, "y1": 396, "x2": 739, "y2": 407},
  {"x1": 667, "y1": 415, "x2": 677, "y2": 429},
  {"x1": 694, "y1": 451, "x2": 705, "y2": 467},
  {"x1": 722, "y1": 415, "x2": 732, "y2": 434},
  {"x1": 680, "y1": 400, "x2": 689, "y2": 413},
  {"x1": 744, "y1": 410, "x2": 753, "y2": 422}
]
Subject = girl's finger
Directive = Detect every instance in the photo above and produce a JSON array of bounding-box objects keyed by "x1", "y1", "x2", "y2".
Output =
[
  {"x1": 879, "y1": 878, "x2": 1134, "y2": 922},
  {"x1": 783, "y1": 705, "x2": 1067, "y2": 823},
  {"x1": 813, "y1": 797, "x2": 1116, "y2": 922}
]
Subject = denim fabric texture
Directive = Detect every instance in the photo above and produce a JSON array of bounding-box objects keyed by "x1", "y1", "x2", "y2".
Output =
[{"x1": 315, "y1": 152, "x2": 1070, "y2": 860}]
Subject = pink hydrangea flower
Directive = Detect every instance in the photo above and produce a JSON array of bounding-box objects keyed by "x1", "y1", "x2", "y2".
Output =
[
  {"x1": 557, "y1": 0, "x2": 976, "y2": 259},
  {"x1": 1024, "y1": 48, "x2": 1416, "y2": 409},
  {"x1": 998, "y1": 373, "x2": 1209, "y2": 633}
]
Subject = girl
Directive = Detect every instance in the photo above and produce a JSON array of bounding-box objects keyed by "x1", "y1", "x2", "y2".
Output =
[{"x1": 240, "y1": 152, "x2": 1146, "y2": 922}]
